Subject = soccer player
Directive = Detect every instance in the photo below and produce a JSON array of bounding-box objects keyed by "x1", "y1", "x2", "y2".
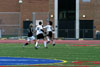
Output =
[
  {"x1": 43, "y1": 21, "x2": 55, "y2": 46},
  {"x1": 35, "y1": 21, "x2": 47, "y2": 49},
  {"x1": 23, "y1": 23, "x2": 36, "y2": 48}
]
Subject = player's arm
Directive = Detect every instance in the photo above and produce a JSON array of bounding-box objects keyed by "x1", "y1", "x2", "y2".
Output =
[
  {"x1": 43, "y1": 25, "x2": 47, "y2": 29},
  {"x1": 40, "y1": 29, "x2": 44, "y2": 32},
  {"x1": 51, "y1": 27, "x2": 55, "y2": 31},
  {"x1": 35, "y1": 26, "x2": 38, "y2": 31},
  {"x1": 52, "y1": 27, "x2": 55, "y2": 34}
]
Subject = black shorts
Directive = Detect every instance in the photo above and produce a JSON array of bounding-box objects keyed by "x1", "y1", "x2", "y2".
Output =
[
  {"x1": 37, "y1": 33, "x2": 44, "y2": 39},
  {"x1": 47, "y1": 31, "x2": 52, "y2": 38}
]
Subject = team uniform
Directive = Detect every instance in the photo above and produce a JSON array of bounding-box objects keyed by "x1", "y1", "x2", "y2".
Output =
[
  {"x1": 27, "y1": 28, "x2": 35, "y2": 41},
  {"x1": 43, "y1": 24, "x2": 55, "y2": 46},
  {"x1": 35, "y1": 24, "x2": 47, "y2": 49},
  {"x1": 35, "y1": 25, "x2": 44, "y2": 39},
  {"x1": 43, "y1": 25, "x2": 53, "y2": 38},
  {"x1": 23, "y1": 27, "x2": 35, "y2": 48}
]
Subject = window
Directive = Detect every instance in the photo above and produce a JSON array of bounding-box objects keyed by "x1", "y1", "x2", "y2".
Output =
[{"x1": 82, "y1": 0, "x2": 91, "y2": 2}]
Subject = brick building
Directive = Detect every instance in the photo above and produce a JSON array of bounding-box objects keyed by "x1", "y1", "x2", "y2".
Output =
[{"x1": 0, "y1": 0, "x2": 100, "y2": 39}]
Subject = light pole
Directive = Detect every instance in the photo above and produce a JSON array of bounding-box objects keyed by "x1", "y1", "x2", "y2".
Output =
[{"x1": 19, "y1": 0, "x2": 23, "y2": 4}]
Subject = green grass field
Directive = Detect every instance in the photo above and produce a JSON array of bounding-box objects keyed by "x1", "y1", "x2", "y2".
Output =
[{"x1": 0, "y1": 43, "x2": 100, "y2": 67}]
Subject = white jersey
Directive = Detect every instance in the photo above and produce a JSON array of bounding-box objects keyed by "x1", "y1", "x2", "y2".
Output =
[
  {"x1": 35, "y1": 25, "x2": 43, "y2": 35},
  {"x1": 43, "y1": 25, "x2": 53, "y2": 32}
]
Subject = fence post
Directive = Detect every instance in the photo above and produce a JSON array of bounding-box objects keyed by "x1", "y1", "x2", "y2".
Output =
[{"x1": 0, "y1": 30, "x2": 1, "y2": 38}]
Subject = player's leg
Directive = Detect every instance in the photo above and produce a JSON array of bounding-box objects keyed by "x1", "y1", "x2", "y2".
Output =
[
  {"x1": 51, "y1": 39, "x2": 55, "y2": 46},
  {"x1": 22, "y1": 37, "x2": 31, "y2": 48},
  {"x1": 25, "y1": 41, "x2": 31, "y2": 45},
  {"x1": 35, "y1": 39, "x2": 39, "y2": 49},
  {"x1": 51, "y1": 33, "x2": 56, "y2": 46},
  {"x1": 31, "y1": 36, "x2": 36, "y2": 44},
  {"x1": 47, "y1": 36, "x2": 50, "y2": 44},
  {"x1": 43, "y1": 38, "x2": 48, "y2": 48},
  {"x1": 41, "y1": 34, "x2": 47, "y2": 48},
  {"x1": 47, "y1": 32, "x2": 52, "y2": 44},
  {"x1": 33, "y1": 40, "x2": 36, "y2": 44},
  {"x1": 35, "y1": 34, "x2": 40, "y2": 49}
]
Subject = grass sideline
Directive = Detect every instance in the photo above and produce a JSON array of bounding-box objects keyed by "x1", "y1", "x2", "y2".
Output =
[{"x1": 0, "y1": 43, "x2": 100, "y2": 67}]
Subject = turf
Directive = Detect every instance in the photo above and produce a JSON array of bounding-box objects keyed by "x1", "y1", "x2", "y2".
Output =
[{"x1": 0, "y1": 43, "x2": 100, "y2": 67}]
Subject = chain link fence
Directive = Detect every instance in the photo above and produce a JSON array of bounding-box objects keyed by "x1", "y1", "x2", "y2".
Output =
[
  {"x1": 0, "y1": 28, "x2": 99, "y2": 40},
  {"x1": 0, "y1": 12, "x2": 21, "y2": 39},
  {"x1": 0, "y1": 12, "x2": 50, "y2": 40},
  {"x1": 0, "y1": 12, "x2": 99, "y2": 40}
]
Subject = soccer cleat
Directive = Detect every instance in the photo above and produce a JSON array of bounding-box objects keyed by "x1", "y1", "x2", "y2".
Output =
[
  {"x1": 47, "y1": 41, "x2": 50, "y2": 44},
  {"x1": 53, "y1": 44, "x2": 55, "y2": 46},
  {"x1": 45, "y1": 47, "x2": 48, "y2": 49},
  {"x1": 35, "y1": 47, "x2": 38, "y2": 49}
]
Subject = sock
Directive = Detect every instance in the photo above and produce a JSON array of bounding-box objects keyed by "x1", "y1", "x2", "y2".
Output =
[
  {"x1": 25, "y1": 43, "x2": 28, "y2": 46},
  {"x1": 35, "y1": 41, "x2": 38, "y2": 47},
  {"x1": 52, "y1": 40, "x2": 55, "y2": 44},
  {"x1": 47, "y1": 37, "x2": 50, "y2": 42},
  {"x1": 44, "y1": 41, "x2": 47, "y2": 47}
]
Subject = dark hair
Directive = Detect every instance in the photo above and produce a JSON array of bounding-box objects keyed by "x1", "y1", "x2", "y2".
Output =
[
  {"x1": 49, "y1": 21, "x2": 53, "y2": 25},
  {"x1": 39, "y1": 21, "x2": 42, "y2": 25}
]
